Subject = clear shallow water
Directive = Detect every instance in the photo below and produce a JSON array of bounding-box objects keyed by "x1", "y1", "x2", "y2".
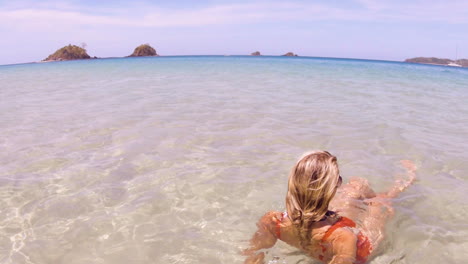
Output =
[{"x1": 0, "y1": 56, "x2": 467, "y2": 264}]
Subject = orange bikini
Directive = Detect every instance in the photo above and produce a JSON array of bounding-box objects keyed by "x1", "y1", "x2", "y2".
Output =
[{"x1": 275, "y1": 213, "x2": 372, "y2": 264}]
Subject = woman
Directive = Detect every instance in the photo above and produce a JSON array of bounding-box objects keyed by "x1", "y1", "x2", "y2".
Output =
[{"x1": 243, "y1": 151, "x2": 416, "y2": 264}]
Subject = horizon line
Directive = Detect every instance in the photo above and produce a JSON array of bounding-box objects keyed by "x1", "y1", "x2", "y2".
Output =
[{"x1": 1, "y1": 54, "x2": 466, "y2": 68}]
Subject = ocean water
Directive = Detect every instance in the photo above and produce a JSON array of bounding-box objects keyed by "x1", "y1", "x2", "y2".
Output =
[{"x1": 0, "y1": 56, "x2": 467, "y2": 264}]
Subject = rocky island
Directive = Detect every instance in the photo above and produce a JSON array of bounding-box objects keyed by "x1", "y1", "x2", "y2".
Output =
[
  {"x1": 128, "y1": 44, "x2": 158, "y2": 57},
  {"x1": 405, "y1": 57, "x2": 468, "y2": 67},
  {"x1": 43, "y1": 45, "x2": 92, "y2": 62},
  {"x1": 251, "y1": 51, "x2": 261, "y2": 56},
  {"x1": 283, "y1": 52, "x2": 298, "y2": 57},
  {"x1": 458, "y1": 59, "x2": 468, "y2": 67}
]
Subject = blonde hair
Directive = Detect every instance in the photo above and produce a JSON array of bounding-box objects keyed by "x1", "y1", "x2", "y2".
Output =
[{"x1": 285, "y1": 151, "x2": 340, "y2": 248}]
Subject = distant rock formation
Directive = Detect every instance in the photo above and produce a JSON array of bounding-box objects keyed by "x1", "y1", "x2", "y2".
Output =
[
  {"x1": 128, "y1": 44, "x2": 158, "y2": 57},
  {"x1": 283, "y1": 52, "x2": 298, "y2": 57},
  {"x1": 251, "y1": 51, "x2": 261, "y2": 56},
  {"x1": 43, "y1": 45, "x2": 91, "y2": 61},
  {"x1": 405, "y1": 57, "x2": 467, "y2": 67},
  {"x1": 405, "y1": 57, "x2": 451, "y2": 65},
  {"x1": 456, "y1": 59, "x2": 468, "y2": 67}
]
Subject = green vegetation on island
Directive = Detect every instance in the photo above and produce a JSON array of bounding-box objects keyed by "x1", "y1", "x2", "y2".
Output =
[
  {"x1": 128, "y1": 44, "x2": 158, "y2": 57},
  {"x1": 405, "y1": 57, "x2": 468, "y2": 67},
  {"x1": 44, "y1": 44, "x2": 92, "y2": 61}
]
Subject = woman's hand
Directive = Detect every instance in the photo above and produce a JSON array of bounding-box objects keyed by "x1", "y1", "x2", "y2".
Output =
[
  {"x1": 400, "y1": 159, "x2": 416, "y2": 185},
  {"x1": 401, "y1": 160, "x2": 416, "y2": 173},
  {"x1": 243, "y1": 252, "x2": 265, "y2": 264}
]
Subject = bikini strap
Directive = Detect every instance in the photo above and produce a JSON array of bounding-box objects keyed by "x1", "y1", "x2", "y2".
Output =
[
  {"x1": 321, "y1": 216, "x2": 356, "y2": 242},
  {"x1": 275, "y1": 212, "x2": 286, "y2": 239}
]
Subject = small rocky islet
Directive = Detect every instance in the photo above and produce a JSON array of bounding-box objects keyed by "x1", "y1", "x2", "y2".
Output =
[
  {"x1": 282, "y1": 52, "x2": 298, "y2": 57},
  {"x1": 127, "y1": 44, "x2": 158, "y2": 57},
  {"x1": 43, "y1": 45, "x2": 94, "y2": 62}
]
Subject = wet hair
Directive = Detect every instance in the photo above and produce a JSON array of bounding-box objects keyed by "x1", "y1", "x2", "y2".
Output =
[{"x1": 285, "y1": 151, "x2": 341, "y2": 248}]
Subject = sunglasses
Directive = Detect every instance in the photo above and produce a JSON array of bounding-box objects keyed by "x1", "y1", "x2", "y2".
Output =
[{"x1": 337, "y1": 175, "x2": 343, "y2": 188}]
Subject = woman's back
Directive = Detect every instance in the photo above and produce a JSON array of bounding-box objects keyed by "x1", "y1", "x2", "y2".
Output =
[{"x1": 266, "y1": 210, "x2": 371, "y2": 264}]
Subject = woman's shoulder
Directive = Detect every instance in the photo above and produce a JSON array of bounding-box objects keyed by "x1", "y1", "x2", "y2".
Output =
[
  {"x1": 255, "y1": 211, "x2": 293, "y2": 235},
  {"x1": 258, "y1": 211, "x2": 285, "y2": 226}
]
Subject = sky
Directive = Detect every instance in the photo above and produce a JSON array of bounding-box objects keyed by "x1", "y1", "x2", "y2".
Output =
[{"x1": 1, "y1": 0, "x2": 468, "y2": 65}]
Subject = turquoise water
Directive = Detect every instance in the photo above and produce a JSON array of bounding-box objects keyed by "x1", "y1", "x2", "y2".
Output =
[{"x1": 0, "y1": 56, "x2": 467, "y2": 263}]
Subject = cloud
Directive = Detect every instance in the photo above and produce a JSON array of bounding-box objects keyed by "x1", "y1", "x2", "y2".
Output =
[
  {"x1": 1, "y1": 4, "x2": 268, "y2": 29},
  {"x1": 354, "y1": 0, "x2": 468, "y2": 23},
  {"x1": 355, "y1": 0, "x2": 390, "y2": 11},
  {"x1": 1, "y1": 0, "x2": 467, "y2": 32}
]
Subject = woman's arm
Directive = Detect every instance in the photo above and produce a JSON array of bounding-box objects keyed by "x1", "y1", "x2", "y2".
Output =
[
  {"x1": 243, "y1": 211, "x2": 279, "y2": 264},
  {"x1": 386, "y1": 160, "x2": 417, "y2": 198}
]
